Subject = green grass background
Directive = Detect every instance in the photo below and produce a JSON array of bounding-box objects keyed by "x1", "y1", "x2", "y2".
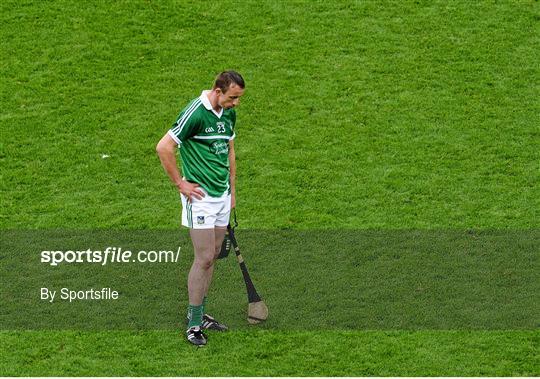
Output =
[
  {"x1": 1, "y1": 0, "x2": 539, "y2": 376},
  {"x1": 0, "y1": 331, "x2": 537, "y2": 376}
]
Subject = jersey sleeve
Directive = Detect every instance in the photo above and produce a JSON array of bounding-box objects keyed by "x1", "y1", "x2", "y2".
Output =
[{"x1": 168, "y1": 106, "x2": 200, "y2": 145}]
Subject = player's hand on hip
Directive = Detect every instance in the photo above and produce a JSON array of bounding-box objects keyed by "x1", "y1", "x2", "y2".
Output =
[{"x1": 178, "y1": 180, "x2": 205, "y2": 202}]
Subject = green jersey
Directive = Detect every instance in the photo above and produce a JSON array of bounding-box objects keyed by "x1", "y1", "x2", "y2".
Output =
[{"x1": 168, "y1": 91, "x2": 236, "y2": 197}]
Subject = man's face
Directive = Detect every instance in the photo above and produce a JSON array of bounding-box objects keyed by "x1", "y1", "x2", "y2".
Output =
[{"x1": 217, "y1": 84, "x2": 245, "y2": 109}]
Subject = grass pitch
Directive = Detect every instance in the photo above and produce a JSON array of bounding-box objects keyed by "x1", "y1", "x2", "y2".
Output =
[
  {"x1": 1, "y1": 331, "x2": 537, "y2": 376},
  {"x1": 1, "y1": 0, "x2": 539, "y2": 376}
]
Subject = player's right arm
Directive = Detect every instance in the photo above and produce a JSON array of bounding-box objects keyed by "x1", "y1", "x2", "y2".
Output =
[{"x1": 156, "y1": 133, "x2": 204, "y2": 201}]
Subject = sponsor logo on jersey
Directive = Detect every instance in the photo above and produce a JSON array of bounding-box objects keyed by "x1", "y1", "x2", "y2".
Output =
[
  {"x1": 205, "y1": 127, "x2": 215, "y2": 133},
  {"x1": 210, "y1": 140, "x2": 229, "y2": 155}
]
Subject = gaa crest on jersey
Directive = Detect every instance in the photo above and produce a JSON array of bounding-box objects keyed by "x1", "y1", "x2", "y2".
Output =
[{"x1": 197, "y1": 216, "x2": 205, "y2": 225}]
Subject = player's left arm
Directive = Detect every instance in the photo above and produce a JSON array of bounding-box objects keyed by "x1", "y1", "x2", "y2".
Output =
[{"x1": 229, "y1": 139, "x2": 236, "y2": 209}]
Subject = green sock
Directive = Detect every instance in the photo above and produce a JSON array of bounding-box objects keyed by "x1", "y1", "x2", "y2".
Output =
[
  {"x1": 202, "y1": 296, "x2": 207, "y2": 315},
  {"x1": 187, "y1": 304, "x2": 203, "y2": 328}
]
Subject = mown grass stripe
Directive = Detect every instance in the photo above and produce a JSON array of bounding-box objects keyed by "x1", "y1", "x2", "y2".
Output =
[{"x1": 0, "y1": 330, "x2": 536, "y2": 376}]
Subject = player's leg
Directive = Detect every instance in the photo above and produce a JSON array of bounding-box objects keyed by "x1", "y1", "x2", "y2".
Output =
[
  {"x1": 182, "y1": 190, "x2": 217, "y2": 310},
  {"x1": 214, "y1": 226, "x2": 228, "y2": 259},
  {"x1": 199, "y1": 226, "x2": 229, "y2": 331},
  {"x1": 199, "y1": 192, "x2": 230, "y2": 332},
  {"x1": 199, "y1": 225, "x2": 227, "y2": 298},
  {"x1": 188, "y1": 228, "x2": 215, "y2": 315},
  {"x1": 185, "y1": 227, "x2": 215, "y2": 345}
]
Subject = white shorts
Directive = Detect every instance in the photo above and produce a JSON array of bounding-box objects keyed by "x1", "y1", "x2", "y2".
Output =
[{"x1": 181, "y1": 188, "x2": 231, "y2": 229}]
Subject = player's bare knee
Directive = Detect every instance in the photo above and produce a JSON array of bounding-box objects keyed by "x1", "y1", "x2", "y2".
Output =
[
  {"x1": 201, "y1": 259, "x2": 214, "y2": 270},
  {"x1": 194, "y1": 254, "x2": 214, "y2": 270}
]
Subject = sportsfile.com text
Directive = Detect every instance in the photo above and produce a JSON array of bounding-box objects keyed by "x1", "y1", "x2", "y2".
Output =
[{"x1": 40, "y1": 247, "x2": 181, "y2": 266}]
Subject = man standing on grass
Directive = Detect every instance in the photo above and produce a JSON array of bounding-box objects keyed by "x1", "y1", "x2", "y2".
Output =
[{"x1": 156, "y1": 71, "x2": 245, "y2": 346}]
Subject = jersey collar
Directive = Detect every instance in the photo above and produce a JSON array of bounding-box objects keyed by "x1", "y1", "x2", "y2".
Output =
[{"x1": 200, "y1": 90, "x2": 223, "y2": 118}]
